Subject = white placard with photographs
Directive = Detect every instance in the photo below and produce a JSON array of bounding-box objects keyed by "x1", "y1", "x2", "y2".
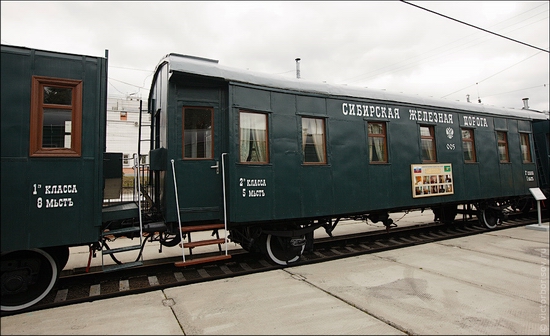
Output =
[{"x1": 411, "y1": 163, "x2": 454, "y2": 198}]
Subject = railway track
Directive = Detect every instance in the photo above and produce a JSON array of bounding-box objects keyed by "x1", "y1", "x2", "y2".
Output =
[{"x1": 1, "y1": 211, "x2": 546, "y2": 317}]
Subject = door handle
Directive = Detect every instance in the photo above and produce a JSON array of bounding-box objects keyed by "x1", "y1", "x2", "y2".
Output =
[{"x1": 211, "y1": 161, "x2": 219, "y2": 174}]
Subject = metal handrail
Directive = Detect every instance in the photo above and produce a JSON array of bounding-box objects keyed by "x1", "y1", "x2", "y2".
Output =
[
  {"x1": 134, "y1": 153, "x2": 144, "y2": 261},
  {"x1": 221, "y1": 153, "x2": 228, "y2": 255},
  {"x1": 171, "y1": 159, "x2": 185, "y2": 262}
]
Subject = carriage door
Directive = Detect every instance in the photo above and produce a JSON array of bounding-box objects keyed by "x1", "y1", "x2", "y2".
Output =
[{"x1": 178, "y1": 105, "x2": 223, "y2": 222}]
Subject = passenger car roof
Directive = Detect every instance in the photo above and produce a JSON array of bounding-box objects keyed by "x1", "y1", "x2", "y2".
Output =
[{"x1": 159, "y1": 53, "x2": 548, "y2": 121}]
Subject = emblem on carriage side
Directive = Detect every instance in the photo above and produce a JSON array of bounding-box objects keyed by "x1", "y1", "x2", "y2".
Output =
[{"x1": 446, "y1": 127, "x2": 454, "y2": 139}]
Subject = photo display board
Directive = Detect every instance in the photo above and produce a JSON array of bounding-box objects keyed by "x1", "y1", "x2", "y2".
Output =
[{"x1": 411, "y1": 163, "x2": 454, "y2": 198}]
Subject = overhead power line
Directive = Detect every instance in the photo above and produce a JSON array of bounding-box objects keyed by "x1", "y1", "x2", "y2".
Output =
[
  {"x1": 110, "y1": 77, "x2": 149, "y2": 91},
  {"x1": 441, "y1": 51, "x2": 544, "y2": 98},
  {"x1": 483, "y1": 83, "x2": 548, "y2": 98},
  {"x1": 343, "y1": 5, "x2": 548, "y2": 84},
  {"x1": 400, "y1": 0, "x2": 549, "y2": 53}
]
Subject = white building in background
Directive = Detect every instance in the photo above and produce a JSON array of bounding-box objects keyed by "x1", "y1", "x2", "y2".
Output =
[{"x1": 106, "y1": 95, "x2": 150, "y2": 175}]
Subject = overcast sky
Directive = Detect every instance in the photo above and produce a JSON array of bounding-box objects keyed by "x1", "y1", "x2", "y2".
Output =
[{"x1": 2, "y1": 1, "x2": 549, "y2": 112}]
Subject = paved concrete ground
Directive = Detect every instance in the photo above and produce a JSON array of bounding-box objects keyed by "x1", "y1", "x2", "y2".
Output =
[
  {"x1": 285, "y1": 228, "x2": 549, "y2": 335},
  {"x1": 2, "y1": 216, "x2": 548, "y2": 335}
]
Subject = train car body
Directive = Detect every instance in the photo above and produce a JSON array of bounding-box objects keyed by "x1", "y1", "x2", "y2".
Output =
[
  {"x1": 2, "y1": 45, "x2": 548, "y2": 312},
  {"x1": 1, "y1": 45, "x2": 109, "y2": 250},
  {"x1": 147, "y1": 54, "x2": 547, "y2": 234},
  {"x1": 1, "y1": 44, "x2": 109, "y2": 310}
]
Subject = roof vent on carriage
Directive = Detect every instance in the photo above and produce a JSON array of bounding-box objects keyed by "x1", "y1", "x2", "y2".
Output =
[{"x1": 522, "y1": 98, "x2": 530, "y2": 110}]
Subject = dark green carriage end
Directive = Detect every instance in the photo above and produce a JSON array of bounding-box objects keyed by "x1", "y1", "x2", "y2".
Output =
[
  {"x1": 1, "y1": 44, "x2": 109, "y2": 252},
  {"x1": 532, "y1": 117, "x2": 550, "y2": 198}
]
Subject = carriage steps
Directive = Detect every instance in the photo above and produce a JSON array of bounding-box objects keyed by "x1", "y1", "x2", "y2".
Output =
[
  {"x1": 175, "y1": 223, "x2": 232, "y2": 267},
  {"x1": 99, "y1": 226, "x2": 143, "y2": 272}
]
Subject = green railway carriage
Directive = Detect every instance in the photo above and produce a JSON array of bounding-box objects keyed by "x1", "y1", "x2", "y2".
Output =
[
  {"x1": 1, "y1": 45, "x2": 110, "y2": 311},
  {"x1": 147, "y1": 53, "x2": 546, "y2": 240},
  {"x1": 1, "y1": 45, "x2": 109, "y2": 250},
  {"x1": 2, "y1": 45, "x2": 548, "y2": 313}
]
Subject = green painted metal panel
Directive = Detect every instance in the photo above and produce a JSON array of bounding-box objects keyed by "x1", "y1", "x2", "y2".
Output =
[
  {"x1": 233, "y1": 165, "x2": 274, "y2": 222},
  {"x1": 368, "y1": 165, "x2": 392, "y2": 209},
  {"x1": 518, "y1": 119, "x2": 532, "y2": 132},
  {"x1": 523, "y1": 162, "x2": 540, "y2": 190},
  {"x1": 1, "y1": 45, "x2": 107, "y2": 252},
  {"x1": 387, "y1": 119, "x2": 419, "y2": 208},
  {"x1": 232, "y1": 85, "x2": 271, "y2": 111},
  {"x1": 461, "y1": 164, "x2": 481, "y2": 199},
  {"x1": 329, "y1": 118, "x2": 368, "y2": 214},
  {"x1": 477, "y1": 128, "x2": 502, "y2": 198},
  {"x1": 0, "y1": 51, "x2": 31, "y2": 158},
  {"x1": 494, "y1": 117, "x2": 507, "y2": 130},
  {"x1": 26, "y1": 160, "x2": 96, "y2": 247},
  {"x1": 533, "y1": 120, "x2": 549, "y2": 190},
  {"x1": 271, "y1": 92, "x2": 301, "y2": 218},
  {"x1": 174, "y1": 159, "x2": 224, "y2": 222},
  {"x1": 499, "y1": 163, "x2": 514, "y2": 196},
  {"x1": 297, "y1": 95, "x2": 327, "y2": 116},
  {"x1": 300, "y1": 165, "x2": 333, "y2": 217},
  {"x1": 1, "y1": 161, "x2": 29, "y2": 250},
  {"x1": 507, "y1": 120, "x2": 523, "y2": 195}
]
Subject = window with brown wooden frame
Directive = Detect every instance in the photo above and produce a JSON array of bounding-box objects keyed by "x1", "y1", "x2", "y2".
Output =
[
  {"x1": 497, "y1": 131, "x2": 509, "y2": 163},
  {"x1": 368, "y1": 122, "x2": 388, "y2": 163},
  {"x1": 420, "y1": 125, "x2": 436, "y2": 163},
  {"x1": 461, "y1": 128, "x2": 476, "y2": 163},
  {"x1": 239, "y1": 111, "x2": 269, "y2": 164},
  {"x1": 302, "y1": 117, "x2": 326, "y2": 164},
  {"x1": 519, "y1": 133, "x2": 532, "y2": 163},
  {"x1": 29, "y1": 76, "x2": 82, "y2": 157}
]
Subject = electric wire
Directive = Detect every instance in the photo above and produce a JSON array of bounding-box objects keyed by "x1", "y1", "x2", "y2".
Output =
[
  {"x1": 482, "y1": 84, "x2": 548, "y2": 99},
  {"x1": 400, "y1": 0, "x2": 549, "y2": 53},
  {"x1": 343, "y1": 8, "x2": 548, "y2": 84},
  {"x1": 441, "y1": 51, "x2": 544, "y2": 98}
]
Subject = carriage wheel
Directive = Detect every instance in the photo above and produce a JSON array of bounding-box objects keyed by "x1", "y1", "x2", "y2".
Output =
[
  {"x1": 265, "y1": 234, "x2": 306, "y2": 266},
  {"x1": 1, "y1": 249, "x2": 58, "y2": 312},
  {"x1": 479, "y1": 206, "x2": 501, "y2": 229},
  {"x1": 47, "y1": 246, "x2": 70, "y2": 274}
]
